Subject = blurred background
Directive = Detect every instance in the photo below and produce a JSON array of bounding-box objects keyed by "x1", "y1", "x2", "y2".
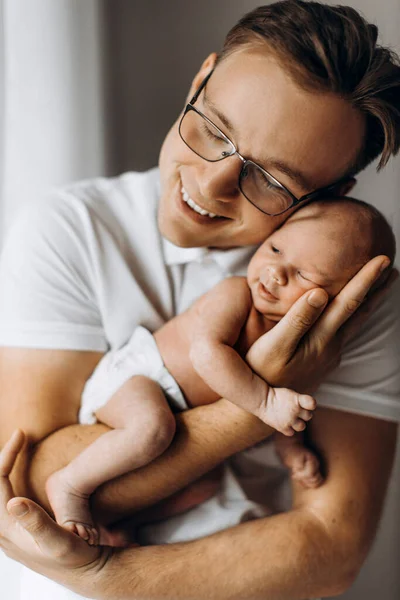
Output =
[{"x1": 0, "y1": 1, "x2": 399, "y2": 599}]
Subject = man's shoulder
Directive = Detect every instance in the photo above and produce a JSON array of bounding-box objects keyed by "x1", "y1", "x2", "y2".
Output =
[
  {"x1": 45, "y1": 167, "x2": 160, "y2": 220},
  {"x1": 6, "y1": 168, "x2": 161, "y2": 248}
]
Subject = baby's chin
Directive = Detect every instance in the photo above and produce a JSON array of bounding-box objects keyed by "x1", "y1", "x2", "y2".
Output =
[
  {"x1": 252, "y1": 299, "x2": 285, "y2": 322},
  {"x1": 259, "y1": 311, "x2": 283, "y2": 323}
]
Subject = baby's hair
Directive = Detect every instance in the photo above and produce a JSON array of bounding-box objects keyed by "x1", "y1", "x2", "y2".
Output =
[
  {"x1": 319, "y1": 196, "x2": 395, "y2": 262},
  {"x1": 302, "y1": 196, "x2": 396, "y2": 289}
]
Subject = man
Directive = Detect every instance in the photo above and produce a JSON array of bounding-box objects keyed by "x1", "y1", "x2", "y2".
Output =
[{"x1": 0, "y1": 2, "x2": 399, "y2": 599}]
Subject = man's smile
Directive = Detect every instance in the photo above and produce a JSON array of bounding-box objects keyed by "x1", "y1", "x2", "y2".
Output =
[{"x1": 179, "y1": 185, "x2": 229, "y2": 223}]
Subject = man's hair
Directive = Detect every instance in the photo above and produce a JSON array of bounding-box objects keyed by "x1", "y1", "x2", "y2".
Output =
[{"x1": 217, "y1": 1, "x2": 400, "y2": 175}]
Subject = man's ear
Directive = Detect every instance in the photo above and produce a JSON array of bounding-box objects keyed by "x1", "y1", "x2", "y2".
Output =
[
  {"x1": 337, "y1": 177, "x2": 357, "y2": 196},
  {"x1": 186, "y1": 53, "x2": 218, "y2": 102}
]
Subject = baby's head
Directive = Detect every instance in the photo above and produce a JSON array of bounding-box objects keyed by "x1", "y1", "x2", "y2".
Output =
[{"x1": 247, "y1": 197, "x2": 396, "y2": 321}]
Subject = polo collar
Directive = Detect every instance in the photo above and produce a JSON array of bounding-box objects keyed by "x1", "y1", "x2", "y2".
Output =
[{"x1": 162, "y1": 236, "x2": 258, "y2": 275}]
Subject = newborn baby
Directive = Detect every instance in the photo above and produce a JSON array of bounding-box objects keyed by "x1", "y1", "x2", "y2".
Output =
[{"x1": 46, "y1": 197, "x2": 396, "y2": 545}]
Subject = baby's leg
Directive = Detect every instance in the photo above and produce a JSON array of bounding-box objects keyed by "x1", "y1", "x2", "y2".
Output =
[
  {"x1": 258, "y1": 386, "x2": 316, "y2": 436},
  {"x1": 275, "y1": 432, "x2": 323, "y2": 489},
  {"x1": 46, "y1": 376, "x2": 176, "y2": 545}
]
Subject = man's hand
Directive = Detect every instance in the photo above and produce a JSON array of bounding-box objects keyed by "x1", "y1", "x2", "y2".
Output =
[
  {"x1": 0, "y1": 430, "x2": 111, "y2": 596},
  {"x1": 246, "y1": 255, "x2": 396, "y2": 392}
]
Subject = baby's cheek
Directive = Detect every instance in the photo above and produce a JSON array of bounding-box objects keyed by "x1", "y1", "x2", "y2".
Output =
[{"x1": 286, "y1": 285, "x2": 311, "y2": 308}]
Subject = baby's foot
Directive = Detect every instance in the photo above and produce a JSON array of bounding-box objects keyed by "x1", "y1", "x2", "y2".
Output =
[
  {"x1": 285, "y1": 446, "x2": 324, "y2": 488},
  {"x1": 46, "y1": 470, "x2": 99, "y2": 545},
  {"x1": 275, "y1": 433, "x2": 323, "y2": 489},
  {"x1": 260, "y1": 387, "x2": 316, "y2": 436}
]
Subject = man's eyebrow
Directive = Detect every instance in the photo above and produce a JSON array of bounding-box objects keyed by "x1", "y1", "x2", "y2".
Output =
[
  {"x1": 264, "y1": 159, "x2": 319, "y2": 193},
  {"x1": 203, "y1": 91, "x2": 237, "y2": 136},
  {"x1": 203, "y1": 91, "x2": 318, "y2": 193}
]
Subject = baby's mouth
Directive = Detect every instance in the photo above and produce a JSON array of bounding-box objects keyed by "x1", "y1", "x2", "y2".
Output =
[{"x1": 258, "y1": 281, "x2": 279, "y2": 301}]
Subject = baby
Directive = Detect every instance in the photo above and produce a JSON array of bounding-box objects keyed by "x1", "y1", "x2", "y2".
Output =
[{"x1": 46, "y1": 197, "x2": 395, "y2": 545}]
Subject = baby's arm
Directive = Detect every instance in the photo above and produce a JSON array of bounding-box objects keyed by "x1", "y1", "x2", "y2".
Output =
[{"x1": 189, "y1": 278, "x2": 315, "y2": 435}]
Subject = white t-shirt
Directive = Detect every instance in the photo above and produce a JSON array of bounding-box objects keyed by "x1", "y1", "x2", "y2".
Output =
[{"x1": 0, "y1": 168, "x2": 399, "y2": 600}]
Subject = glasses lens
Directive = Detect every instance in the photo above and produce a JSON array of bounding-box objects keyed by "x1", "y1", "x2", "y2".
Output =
[
  {"x1": 240, "y1": 162, "x2": 293, "y2": 215},
  {"x1": 179, "y1": 108, "x2": 235, "y2": 161}
]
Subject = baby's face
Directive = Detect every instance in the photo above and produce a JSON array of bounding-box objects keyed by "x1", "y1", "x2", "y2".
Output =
[{"x1": 247, "y1": 205, "x2": 363, "y2": 321}]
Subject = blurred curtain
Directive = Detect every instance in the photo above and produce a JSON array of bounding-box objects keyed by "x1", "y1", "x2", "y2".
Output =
[
  {"x1": 0, "y1": 1, "x2": 106, "y2": 598},
  {"x1": 0, "y1": 0, "x2": 106, "y2": 236}
]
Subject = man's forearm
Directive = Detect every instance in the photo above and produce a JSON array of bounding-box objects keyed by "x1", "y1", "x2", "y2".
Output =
[
  {"x1": 27, "y1": 399, "x2": 273, "y2": 523},
  {"x1": 87, "y1": 508, "x2": 352, "y2": 600}
]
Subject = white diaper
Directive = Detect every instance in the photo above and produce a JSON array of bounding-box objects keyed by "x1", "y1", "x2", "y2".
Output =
[{"x1": 79, "y1": 325, "x2": 187, "y2": 424}]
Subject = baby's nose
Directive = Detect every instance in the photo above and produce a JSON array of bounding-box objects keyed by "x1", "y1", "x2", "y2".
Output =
[{"x1": 268, "y1": 265, "x2": 287, "y2": 285}]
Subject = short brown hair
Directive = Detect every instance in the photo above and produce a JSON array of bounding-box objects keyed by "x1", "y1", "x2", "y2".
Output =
[{"x1": 217, "y1": 1, "x2": 400, "y2": 174}]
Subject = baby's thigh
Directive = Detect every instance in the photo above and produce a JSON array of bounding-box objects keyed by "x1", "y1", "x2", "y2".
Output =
[{"x1": 96, "y1": 375, "x2": 174, "y2": 431}]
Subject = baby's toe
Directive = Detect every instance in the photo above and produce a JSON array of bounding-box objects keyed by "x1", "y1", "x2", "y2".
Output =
[
  {"x1": 74, "y1": 523, "x2": 91, "y2": 541},
  {"x1": 87, "y1": 527, "x2": 99, "y2": 546}
]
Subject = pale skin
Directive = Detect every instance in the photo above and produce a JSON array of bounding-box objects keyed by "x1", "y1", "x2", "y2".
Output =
[
  {"x1": 46, "y1": 200, "x2": 378, "y2": 543},
  {"x1": 0, "y1": 46, "x2": 398, "y2": 600}
]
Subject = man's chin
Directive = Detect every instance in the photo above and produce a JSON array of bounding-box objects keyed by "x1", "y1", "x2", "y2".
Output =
[{"x1": 159, "y1": 224, "x2": 199, "y2": 248}]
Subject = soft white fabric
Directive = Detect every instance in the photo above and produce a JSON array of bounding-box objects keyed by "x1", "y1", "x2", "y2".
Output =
[
  {"x1": 79, "y1": 325, "x2": 187, "y2": 424},
  {"x1": 0, "y1": 168, "x2": 399, "y2": 600}
]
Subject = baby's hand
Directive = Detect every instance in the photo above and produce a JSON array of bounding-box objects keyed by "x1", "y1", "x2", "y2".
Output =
[{"x1": 257, "y1": 387, "x2": 316, "y2": 436}]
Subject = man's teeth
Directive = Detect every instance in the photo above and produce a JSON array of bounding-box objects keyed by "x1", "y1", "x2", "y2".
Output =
[{"x1": 181, "y1": 187, "x2": 218, "y2": 218}]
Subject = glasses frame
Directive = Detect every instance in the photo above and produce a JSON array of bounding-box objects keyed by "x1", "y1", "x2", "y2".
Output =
[{"x1": 179, "y1": 69, "x2": 350, "y2": 216}]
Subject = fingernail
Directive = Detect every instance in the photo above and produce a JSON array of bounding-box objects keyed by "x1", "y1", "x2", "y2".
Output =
[
  {"x1": 308, "y1": 290, "x2": 327, "y2": 308},
  {"x1": 9, "y1": 502, "x2": 29, "y2": 517},
  {"x1": 379, "y1": 259, "x2": 390, "y2": 274}
]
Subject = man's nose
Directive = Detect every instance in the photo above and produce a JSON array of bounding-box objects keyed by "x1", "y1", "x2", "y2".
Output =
[{"x1": 197, "y1": 155, "x2": 242, "y2": 202}]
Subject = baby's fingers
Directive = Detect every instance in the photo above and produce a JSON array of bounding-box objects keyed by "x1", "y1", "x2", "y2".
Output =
[{"x1": 298, "y1": 394, "x2": 316, "y2": 411}]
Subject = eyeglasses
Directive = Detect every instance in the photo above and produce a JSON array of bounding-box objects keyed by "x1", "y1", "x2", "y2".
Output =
[{"x1": 179, "y1": 70, "x2": 349, "y2": 216}]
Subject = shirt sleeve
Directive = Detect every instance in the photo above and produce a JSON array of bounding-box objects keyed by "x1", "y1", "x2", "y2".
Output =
[
  {"x1": 0, "y1": 192, "x2": 107, "y2": 351},
  {"x1": 316, "y1": 278, "x2": 400, "y2": 423}
]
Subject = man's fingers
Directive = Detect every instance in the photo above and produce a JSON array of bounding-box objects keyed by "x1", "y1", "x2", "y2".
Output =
[
  {"x1": 315, "y1": 256, "x2": 390, "y2": 346},
  {"x1": 0, "y1": 430, "x2": 25, "y2": 477},
  {"x1": 265, "y1": 288, "x2": 328, "y2": 359},
  {"x1": 0, "y1": 430, "x2": 25, "y2": 507}
]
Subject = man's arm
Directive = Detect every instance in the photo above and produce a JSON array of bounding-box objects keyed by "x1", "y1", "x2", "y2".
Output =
[
  {"x1": 1, "y1": 408, "x2": 396, "y2": 600},
  {"x1": 95, "y1": 410, "x2": 397, "y2": 600},
  {"x1": 0, "y1": 348, "x2": 104, "y2": 498}
]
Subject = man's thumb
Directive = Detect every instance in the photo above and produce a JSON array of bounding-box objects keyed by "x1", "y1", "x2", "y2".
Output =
[{"x1": 8, "y1": 498, "x2": 66, "y2": 555}]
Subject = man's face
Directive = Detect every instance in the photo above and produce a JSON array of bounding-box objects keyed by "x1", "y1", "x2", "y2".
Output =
[
  {"x1": 158, "y1": 48, "x2": 365, "y2": 248},
  {"x1": 246, "y1": 205, "x2": 363, "y2": 321}
]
